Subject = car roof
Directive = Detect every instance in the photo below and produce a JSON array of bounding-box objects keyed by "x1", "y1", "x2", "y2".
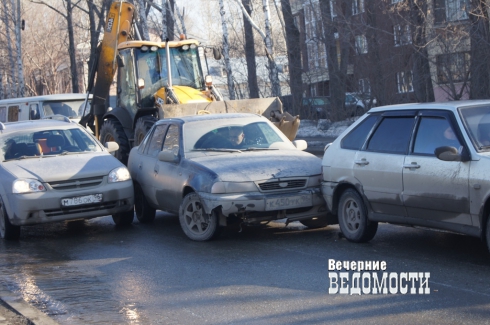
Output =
[
  {"x1": 154, "y1": 113, "x2": 265, "y2": 125},
  {"x1": 0, "y1": 93, "x2": 91, "y2": 106},
  {"x1": 368, "y1": 100, "x2": 490, "y2": 113},
  {"x1": 0, "y1": 119, "x2": 80, "y2": 134}
]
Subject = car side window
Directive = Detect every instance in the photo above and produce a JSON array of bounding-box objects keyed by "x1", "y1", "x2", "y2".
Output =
[
  {"x1": 367, "y1": 116, "x2": 414, "y2": 154},
  {"x1": 162, "y1": 124, "x2": 180, "y2": 155},
  {"x1": 137, "y1": 127, "x2": 154, "y2": 154},
  {"x1": 413, "y1": 117, "x2": 461, "y2": 155},
  {"x1": 146, "y1": 124, "x2": 168, "y2": 157},
  {"x1": 341, "y1": 114, "x2": 377, "y2": 150}
]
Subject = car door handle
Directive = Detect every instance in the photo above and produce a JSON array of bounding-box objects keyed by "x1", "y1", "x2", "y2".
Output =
[
  {"x1": 403, "y1": 162, "x2": 420, "y2": 169},
  {"x1": 354, "y1": 159, "x2": 369, "y2": 165}
]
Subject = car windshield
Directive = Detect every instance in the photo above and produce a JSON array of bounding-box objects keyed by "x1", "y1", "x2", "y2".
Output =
[
  {"x1": 460, "y1": 104, "x2": 490, "y2": 150},
  {"x1": 1, "y1": 127, "x2": 102, "y2": 161},
  {"x1": 43, "y1": 100, "x2": 91, "y2": 118},
  {"x1": 184, "y1": 118, "x2": 296, "y2": 153}
]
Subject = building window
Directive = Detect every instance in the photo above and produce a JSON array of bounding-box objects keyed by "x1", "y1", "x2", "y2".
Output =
[
  {"x1": 446, "y1": 0, "x2": 468, "y2": 21},
  {"x1": 330, "y1": 1, "x2": 338, "y2": 18},
  {"x1": 355, "y1": 35, "x2": 368, "y2": 54},
  {"x1": 436, "y1": 52, "x2": 470, "y2": 84},
  {"x1": 435, "y1": 0, "x2": 468, "y2": 23},
  {"x1": 358, "y1": 78, "x2": 371, "y2": 93},
  {"x1": 393, "y1": 25, "x2": 412, "y2": 46},
  {"x1": 352, "y1": 0, "x2": 365, "y2": 14},
  {"x1": 396, "y1": 71, "x2": 413, "y2": 93}
]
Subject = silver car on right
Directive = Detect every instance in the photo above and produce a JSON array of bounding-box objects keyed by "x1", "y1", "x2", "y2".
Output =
[{"x1": 322, "y1": 100, "x2": 490, "y2": 252}]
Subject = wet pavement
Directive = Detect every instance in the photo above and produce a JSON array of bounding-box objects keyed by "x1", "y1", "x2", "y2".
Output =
[{"x1": 1, "y1": 212, "x2": 490, "y2": 324}]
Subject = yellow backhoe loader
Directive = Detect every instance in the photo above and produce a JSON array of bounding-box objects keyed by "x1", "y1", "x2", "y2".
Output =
[{"x1": 80, "y1": 1, "x2": 300, "y2": 164}]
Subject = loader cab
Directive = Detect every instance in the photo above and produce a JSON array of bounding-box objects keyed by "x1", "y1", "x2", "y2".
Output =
[{"x1": 117, "y1": 40, "x2": 209, "y2": 114}]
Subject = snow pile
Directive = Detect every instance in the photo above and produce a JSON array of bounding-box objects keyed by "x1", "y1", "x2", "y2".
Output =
[{"x1": 297, "y1": 118, "x2": 358, "y2": 138}]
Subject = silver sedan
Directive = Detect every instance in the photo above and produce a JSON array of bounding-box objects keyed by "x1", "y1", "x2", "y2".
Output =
[{"x1": 128, "y1": 113, "x2": 328, "y2": 241}]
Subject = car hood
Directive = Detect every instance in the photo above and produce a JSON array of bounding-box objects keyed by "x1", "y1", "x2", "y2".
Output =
[
  {"x1": 2, "y1": 153, "x2": 121, "y2": 182},
  {"x1": 189, "y1": 150, "x2": 321, "y2": 181}
]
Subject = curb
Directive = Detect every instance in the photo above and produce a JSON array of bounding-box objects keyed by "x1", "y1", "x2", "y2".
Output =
[{"x1": 0, "y1": 284, "x2": 59, "y2": 325}]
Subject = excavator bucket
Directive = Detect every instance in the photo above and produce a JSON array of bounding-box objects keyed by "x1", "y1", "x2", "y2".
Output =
[{"x1": 159, "y1": 97, "x2": 300, "y2": 140}]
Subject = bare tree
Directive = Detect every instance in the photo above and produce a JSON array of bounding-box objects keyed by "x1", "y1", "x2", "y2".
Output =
[
  {"x1": 219, "y1": 0, "x2": 236, "y2": 99},
  {"x1": 30, "y1": 0, "x2": 82, "y2": 93},
  {"x1": 468, "y1": 0, "x2": 490, "y2": 99},
  {"x1": 242, "y1": 0, "x2": 259, "y2": 98}
]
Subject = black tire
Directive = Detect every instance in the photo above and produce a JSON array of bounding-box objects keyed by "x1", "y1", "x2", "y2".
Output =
[
  {"x1": 299, "y1": 216, "x2": 329, "y2": 229},
  {"x1": 485, "y1": 217, "x2": 490, "y2": 254},
  {"x1": 112, "y1": 209, "x2": 134, "y2": 227},
  {"x1": 338, "y1": 189, "x2": 378, "y2": 243},
  {"x1": 134, "y1": 183, "x2": 156, "y2": 223},
  {"x1": 0, "y1": 204, "x2": 21, "y2": 240},
  {"x1": 100, "y1": 118, "x2": 131, "y2": 165},
  {"x1": 179, "y1": 193, "x2": 220, "y2": 241},
  {"x1": 134, "y1": 116, "x2": 157, "y2": 147}
]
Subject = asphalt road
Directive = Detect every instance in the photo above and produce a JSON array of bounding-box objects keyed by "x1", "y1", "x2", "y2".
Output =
[{"x1": 1, "y1": 211, "x2": 490, "y2": 325}]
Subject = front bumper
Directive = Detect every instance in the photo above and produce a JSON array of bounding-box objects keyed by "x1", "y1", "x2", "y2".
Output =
[
  {"x1": 198, "y1": 187, "x2": 326, "y2": 222},
  {"x1": 321, "y1": 181, "x2": 336, "y2": 213},
  {"x1": 6, "y1": 180, "x2": 134, "y2": 226}
]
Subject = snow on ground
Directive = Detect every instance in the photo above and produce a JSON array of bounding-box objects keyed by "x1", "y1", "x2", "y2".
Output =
[{"x1": 296, "y1": 117, "x2": 359, "y2": 138}]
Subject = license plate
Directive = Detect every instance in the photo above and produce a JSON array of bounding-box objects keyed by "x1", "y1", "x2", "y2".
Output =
[
  {"x1": 265, "y1": 194, "x2": 312, "y2": 211},
  {"x1": 61, "y1": 194, "x2": 103, "y2": 207}
]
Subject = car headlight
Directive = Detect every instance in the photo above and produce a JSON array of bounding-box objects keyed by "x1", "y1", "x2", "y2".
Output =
[
  {"x1": 12, "y1": 179, "x2": 46, "y2": 194},
  {"x1": 211, "y1": 181, "x2": 257, "y2": 194},
  {"x1": 108, "y1": 166, "x2": 131, "y2": 183}
]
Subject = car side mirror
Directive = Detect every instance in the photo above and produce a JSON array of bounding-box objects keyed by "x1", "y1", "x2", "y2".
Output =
[
  {"x1": 435, "y1": 146, "x2": 463, "y2": 162},
  {"x1": 158, "y1": 149, "x2": 179, "y2": 163},
  {"x1": 105, "y1": 141, "x2": 119, "y2": 153},
  {"x1": 292, "y1": 139, "x2": 308, "y2": 151}
]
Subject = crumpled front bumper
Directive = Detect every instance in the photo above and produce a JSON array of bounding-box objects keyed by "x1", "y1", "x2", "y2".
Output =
[{"x1": 197, "y1": 187, "x2": 326, "y2": 221}]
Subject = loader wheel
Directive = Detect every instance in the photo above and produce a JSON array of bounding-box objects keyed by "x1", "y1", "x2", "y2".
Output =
[
  {"x1": 134, "y1": 116, "x2": 157, "y2": 147},
  {"x1": 100, "y1": 118, "x2": 131, "y2": 165}
]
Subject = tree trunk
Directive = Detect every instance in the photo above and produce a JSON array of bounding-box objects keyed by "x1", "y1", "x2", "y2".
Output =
[
  {"x1": 242, "y1": 0, "x2": 259, "y2": 98},
  {"x1": 219, "y1": 0, "x2": 236, "y2": 99},
  {"x1": 136, "y1": 0, "x2": 150, "y2": 40},
  {"x1": 4, "y1": 0, "x2": 16, "y2": 98},
  {"x1": 410, "y1": 0, "x2": 434, "y2": 102},
  {"x1": 320, "y1": 0, "x2": 351, "y2": 120},
  {"x1": 469, "y1": 0, "x2": 490, "y2": 99},
  {"x1": 280, "y1": 0, "x2": 303, "y2": 114},
  {"x1": 66, "y1": 0, "x2": 79, "y2": 93},
  {"x1": 166, "y1": 0, "x2": 174, "y2": 40},
  {"x1": 14, "y1": 0, "x2": 25, "y2": 97},
  {"x1": 262, "y1": 0, "x2": 281, "y2": 97}
]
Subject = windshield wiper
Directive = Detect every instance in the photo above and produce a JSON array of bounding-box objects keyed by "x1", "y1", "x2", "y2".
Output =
[
  {"x1": 192, "y1": 148, "x2": 242, "y2": 153},
  {"x1": 479, "y1": 145, "x2": 490, "y2": 150},
  {"x1": 242, "y1": 147, "x2": 278, "y2": 151}
]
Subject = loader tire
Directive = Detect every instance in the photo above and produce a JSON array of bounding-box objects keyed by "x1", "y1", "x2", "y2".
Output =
[
  {"x1": 134, "y1": 116, "x2": 157, "y2": 147},
  {"x1": 100, "y1": 118, "x2": 131, "y2": 165}
]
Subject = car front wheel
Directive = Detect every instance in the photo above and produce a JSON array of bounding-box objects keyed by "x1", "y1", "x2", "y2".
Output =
[
  {"x1": 338, "y1": 189, "x2": 377, "y2": 243},
  {"x1": 0, "y1": 205, "x2": 20, "y2": 240},
  {"x1": 179, "y1": 193, "x2": 220, "y2": 241},
  {"x1": 134, "y1": 183, "x2": 156, "y2": 223}
]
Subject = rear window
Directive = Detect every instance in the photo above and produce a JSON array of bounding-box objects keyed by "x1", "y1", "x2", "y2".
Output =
[
  {"x1": 341, "y1": 115, "x2": 377, "y2": 150},
  {"x1": 367, "y1": 116, "x2": 415, "y2": 154}
]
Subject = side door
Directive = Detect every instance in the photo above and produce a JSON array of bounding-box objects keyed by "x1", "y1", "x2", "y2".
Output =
[
  {"x1": 153, "y1": 124, "x2": 186, "y2": 213},
  {"x1": 136, "y1": 123, "x2": 168, "y2": 206},
  {"x1": 403, "y1": 112, "x2": 471, "y2": 226},
  {"x1": 353, "y1": 112, "x2": 416, "y2": 217}
]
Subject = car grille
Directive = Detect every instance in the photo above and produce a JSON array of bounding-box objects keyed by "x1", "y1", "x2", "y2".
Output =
[
  {"x1": 257, "y1": 178, "x2": 307, "y2": 192},
  {"x1": 44, "y1": 200, "x2": 118, "y2": 217},
  {"x1": 48, "y1": 176, "x2": 104, "y2": 190}
]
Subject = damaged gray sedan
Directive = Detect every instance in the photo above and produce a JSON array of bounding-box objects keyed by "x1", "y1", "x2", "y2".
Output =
[{"x1": 128, "y1": 113, "x2": 327, "y2": 241}]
